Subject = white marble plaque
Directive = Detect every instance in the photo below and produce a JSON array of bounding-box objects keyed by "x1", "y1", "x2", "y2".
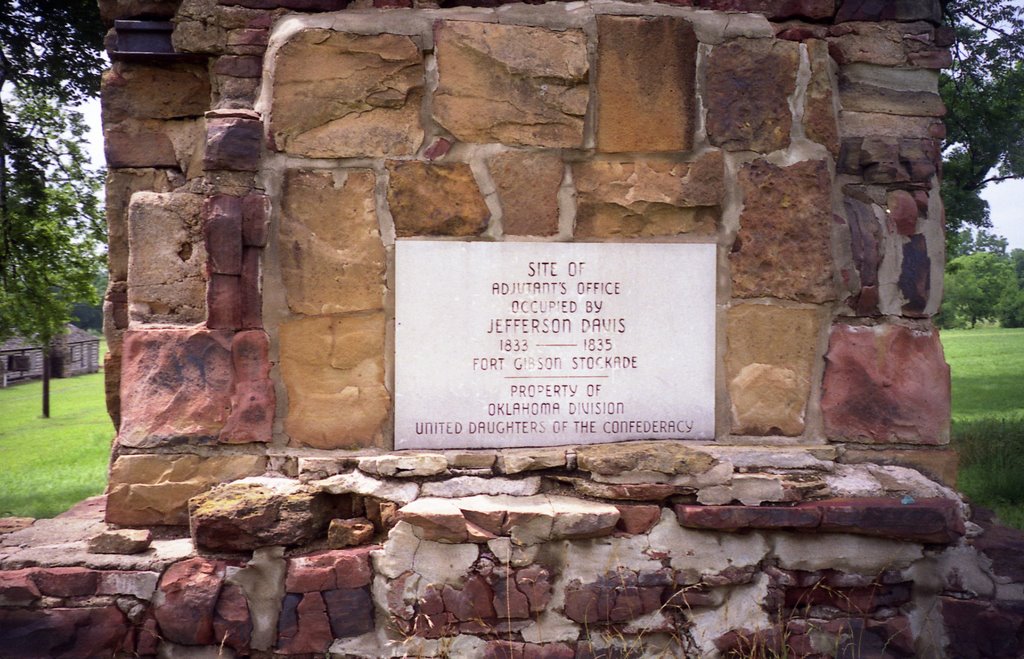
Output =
[{"x1": 395, "y1": 241, "x2": 716, "y2": 449}]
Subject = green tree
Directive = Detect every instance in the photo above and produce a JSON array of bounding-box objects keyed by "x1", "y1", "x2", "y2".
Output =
[
  {"x1": 944, "y1": 251, "x2": 1019, "y2": 327},
  {"x1": 941, "y1": 1, "x2": 1024, "y2": 258},
  {"x1": 998, "y1": 248, "x2": 1024, "y2": 327}
]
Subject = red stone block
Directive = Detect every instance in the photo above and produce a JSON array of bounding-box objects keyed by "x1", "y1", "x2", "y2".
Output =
[
  {"x1": 286, "y1": 547, "x2": 375, "y2": 592},
  {"x1": 821, "y1": 324, "x2": 950, "y2": 444},
  {"x1": 515, "y1": 565, "x2": 552, "y2": 613},
  {"x1": 324, "y1": 587, "x2": 374, "y2": 638},
  {"x1": 204, "y1": 117, "x2": 262, "y2": 172},
  {"x1": 695, "y1": 0, "x2": 835, "y2": 20},
  {"x1": 207, "y1": 273, "x2": 242, "y2": 330},
  {"x1": 240, "y1": 247, "x2": 262, "y2": 329},
  {"x1": 31, "y1": 567, "x2": 99, "y2": 598},
  {"x1": 214, "y1": 583, "x2": 252, "y2": 653},
  {"x1": 241, "y1": 192, "x2": 270, "y2": 246},
  {"x1": 0, "y1": 568, "x2": 41, "y2": 605},
  {"x1": 0, "y1": 606, "x2": 129, "y2": 658},
  {"x1": 214, "y1": 55, "x2": 264, "y2": 78},
  {"x1": 941, "y1": 598, "x2": 1024, "y2": 659},
  {"x1": 836, "y1": 0, "x2": 942, "y2": 24},
  {"x1": 615, "y1": 504, "x2": 662, "y2": 535},
  {"x1": 154, "y1": 557, "x2": 226, "y2": 645},
  {"x1": 887, "y1": 190, "x2": 919, "y2": 236},
  {"x1": 443, "y1": 576, "x2": 495, "y2": 621},
  {"x1": 899, "y1": 234, "x2": 932, "y2": 316},
  {"x1": 784, "y1": 582, "x2": 912, "y2": 613},
  {"x1": 493, "y1": 572, "x2": 531, "y2": 620},
  {"x1": 277, "y1": 591, "x2": 333, "y2": 654},
  {"x1": 204, "y1": 195, "x2": 243, "y2": 275},
  {"x1": 817, "y1": 497, "x2": 964, "y2": 544},
  {"x1": 674, "y1": 504, "x2": 822, "y2": 531}
]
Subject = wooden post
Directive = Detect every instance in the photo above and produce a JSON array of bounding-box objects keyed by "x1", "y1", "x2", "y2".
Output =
[{"x1": 42, "y1": 347, "x2": 50, "y2": 419}]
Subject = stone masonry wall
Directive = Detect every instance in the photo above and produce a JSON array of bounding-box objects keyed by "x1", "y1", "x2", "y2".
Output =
[{"x1": 3, "y1": 0, "x2": 1022, "y2": 657}]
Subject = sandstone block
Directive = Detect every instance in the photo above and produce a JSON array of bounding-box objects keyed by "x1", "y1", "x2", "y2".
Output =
[
  {"x1": 105, "y1": 454, "x2": 268, "y2": 526},
  {"x1": 839, "y1": 81, "x2": 945, "y2": 117},
  {"x1": 204, "y1": 195, "x2": 243, "y2": 275},
  {"x1": 574, "y1": 152, "x2": 723, "y2": 238},
  {"x1": 279, "y1": 169, "x2": 385, "y2": 315},
  {"x1": 105, "y1": 117, "x2": 205, "y2": 176},
  {"x1": 242, "y1": 192, "x2": 270, "y2": 247},
  {"x1": 270, "y1": 29, "x2": 423, "y2": 157},
  {"x1": 325, "y1": 587, "x2": 374, "y2": 638},
  {"x1": 700, "y1": 0, "x2": 835, "y2": 19},
  {"x1": 105, "y1": 168, "x2": 184, "y2": 282},
  {"x1": 489, "y1": 151, "x2": 563, "y2": 237},
  {"x1": 821, "y1": 324, "x2": 950, "y2": 443},
  {"x1": 220, "y1": 329, "x2": 275, "y2": 444},
  {"x1": 676, "y1": 504, "x2": 822, "y2": 531},
  {"x1": 88, "y1": 529, "x2": 153, "y2": 554},
  {"x1": 127, "y1": 191, "x2": 207, "y2": 324},
  {"x1": 117, "y1": 329, "x2": 232, "y2": 447},
  {"x1": 315, "y1": 471, "x2": 420, "y2": 506},
  {"x1": 154, "y1": 557, "x2": 226, "y2": 645},
  {"x1": 204, "y1": 115, "x2": 261, "y2": 171},
  {"x1": 839, "y1": 447, "x2": 958, "y2": 486},
  {"x1": 98, "y1": 0, "x2": 180, "y2": 23},
  {"x1": 818, "y1": 497, "x2": 964, "y2": 543},
  {"x1": 280, "y1": 313, "x2": 389, "y2": 449},
  {"x1": 102, "y1": 62, "x2": 210, "y2": 123},
  {"x1": 726, "y1": 304, "x2": 824, "y2": 436},
  {"x1": 207, "y1": 273, "x2": 242, "y2": 329},
  {"x1": 359, "y1": 454, "x2": 448, "y2": 478},
  {"x1": 277, "y1": 592, "x2": 333, "y2": 654},
  {"x1": 731, "y1": 159, "x2": 836, "y2": 302},
  {"x1": 190, "y1": 477, "x2": 338, "y2": 551},
  {"x1": 328, "y1": 518, "x2": 375, "y2": 548},
  {"x1": 706, "y1": 39, "x2": 799, "y2": 152},
  {"x1": 240, "y1": 247, "x2": 262, "y2": 329},
  {"x1": 388, "y1": 161, "x2": 490, "y2": 237},
  {"x1": 899, "y1": 234, "x2": 932, "y2": 316},
  {"x1": 836, "y1": 0, "x2": 942, "y2": 24},
  {"x1": 803, "y1": 40, "x2": 840, "y2": 157},
  {"x1": 496, "y1": 448, "x2": 566, "y2": 474},
  {"x1": 576, "y1": 441, "x2": 716, "y2": 476},
  {"x1": 595, "y1": 15, "x2": 697, "y2": 153},
  {"x1": 214, "y1": 583, "x2": 252, "y2": 655},
  {"x1": 843, "y1": 194, "x2": 883, "y2": 314},
  {"x1": 0, "y1": 607, "x2": 128, "y2": 659},
  {"x1": 433, "y1": 21, "x2": 588, "y2": 147}
]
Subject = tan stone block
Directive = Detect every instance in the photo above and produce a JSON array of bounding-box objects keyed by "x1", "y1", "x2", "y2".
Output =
[
  {"x1": 105, "y1": 454, "x2": 267, "y2": 526},
  {"x1": 127, "y1": 191, "x2": 208, "y2": 324},
  {"x1": 595, "y1": 15, "x2": 697, "y2": 153},
  {"x1": 489, "y1": 152, "x2": 563, "y2": 237},
  {"x1": 433, "y1": 21, "x2": 588, "y2": 148},
  {"x1": 826, "y1": 23, "x2": 908, "y2": 67},
  {"x1": 280, "y1": 314, "x2": 390, "y2": 449},
  {"x1": 387, "y1": 161, "x2": 489, "y2": 237},
  {"x1": 803, "y1": 40, "x2": 840, "y2": 157},
  {"x1": 104, "y1": 118, "x2": 206, "y2": 177},
  {"x1": 106, "y1": 169, "x2": 185, "y2": 282},
  {"x1": 279, "y1": 169, "x2": 385, "y2": 315},
  {"x1": 573, "y1": 152, "x2": 723, "y2": 238},
  {"x1": 840, "y1": 447, "x2": 958, "y2": 487},
  {"x1": 101, "y1": 62, "x2": 210, "y2": 123},
  {"x1": 270, "y1": 29, "x2": 424, "y2": 158},
  {"x1": 724, "y1": 300, "x2": 827, "y2": 435},
  {"x1": 730, "y1": 159, "x2": 836, "y2": 303},
  {"x1": 706, "y1": 39, "x2": 799, "y2": 152}
]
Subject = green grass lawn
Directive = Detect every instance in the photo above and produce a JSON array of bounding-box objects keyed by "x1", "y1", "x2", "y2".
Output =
[
  {"x1": 0, "y1": 368, "x2": 113, "y2": 518},
  {"x1": 942, "y1": 327, "x2": 1024, "y2": 528}
]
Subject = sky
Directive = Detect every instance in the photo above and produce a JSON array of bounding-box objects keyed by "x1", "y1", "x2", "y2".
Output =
[{"x1": 76, "y1": 99, "x2": 1024, "y2": 252}]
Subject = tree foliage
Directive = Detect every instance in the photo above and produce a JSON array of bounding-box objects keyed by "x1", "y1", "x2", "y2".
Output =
[
  {"x1": 940, "y1": 1, "x2": 1024, "y2": 257},
  {"x1": 0, "y1": 0, "x2": 107, "y2": 348},
  {"x1": 943, "y1": 251, "x2": 1017, "y2": 327}
]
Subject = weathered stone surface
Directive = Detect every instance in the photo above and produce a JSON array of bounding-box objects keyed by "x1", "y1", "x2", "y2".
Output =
[
  {"x1": 279, "y1": 169, "x2": 385, "y2": 315},
  {"x1": 496, "y1": 448, "x2": 566, "y2": 474},
  {"x1": 836, "y1": 0, "x2": 942, "y2": 24},
  {"x1": 941, "y1": 598, "x2": 1024, "y2": 659},
  {"x1": 676, "y1": 504, "x2": 822, "y2": 531},
  {"x1": 206, "y1": 274, "x2": 241, "y2": 330},
  {"x1": 271, "y1": 30, "x2": 423, "y2": 157},
  {"x1": 554, "y1": 476, "x2": 694, "y2": 502},
  {"x1": 887, "y1": 189, "x2": 920, "y2": 236},
  {"x1": 576, "y1": 441, "x2": 716, "y2": 476},
  {"x1": 280, "y1": 313, "x2": 389, "y2": 449},
  {"x1": 0, "y1": 568, "x2": 41, "y2": 605},
  {"x1": 839, "y1": 80, "x2": 945, "y2": 117},
  {"x1": 0, "y1": 607, "x2": 128, "y2": 658},
  {"x1": 286, "y1": 547, "x2": 374, "y2": 592},
  {"x1": 106, "y1": 454, "x2": 267, "y2": 526},
  {"x1": 388, "y1": 161, "x2": 490, "y2": 237},
  {"x1": 615, "y1": 505, "x2": 662, "y2": 535},
  {"x1": 821, "y1": 324, "x2": 950, "y2": 443},
  {"x1": 203, "y1": 195, "x2": 242, "y2": 276},
  {"x1": 726, "y1": 304, "x2": 824, "y2": 436},
  {"x1": 433, "y1": 21, "x2": 588, "y2": 147},
  {"x1": 700, "y1": 0, "x2": 835, "y2": 20},
  {"x1": 421, "y1": 476, "x2": 542, "y2": 499},
  {"x1": 102, "y1": 62, "x2": 210, "y2": 123},
  {"x1": 706, "y1": 39, "x2": 799, "y2": 152},
  {"x1": 899, "y1": 234, "x2": 932, "y2": 316},
  {"x1": 214, "y1": 583, "x2": 251, "y2": 654},
  {"x1": 204, "y1": 116, "x2": 261, "y2": 171},
  {"x1": 117, "y1": 329, "x2": 233, "y2": 448},
  {"x1": 30, "y1": 568, "x2": 99, "y2": 598},
  {"x1": 563, "y1": 570, "x2": 666, "y2": 624},
  {"x1": 697, "y1": 474, "x2": 788, "y2": 506},
  {"x1": 731, "y1": 159, "x2": 836, "y2": 302},
  {"x1": 88, "y1": 529, "x2": 153, "y2": 554},
  {"x1": 328, "y1": 518, "x2": 375, "y2": 548},
  {"x1": 821, "y1": 497, "x2": 963, "y2": 543},
  {"x1": 842, "y1": 194, "x2": 883, "y2": 314},
  {"x1": 840, "y1": 447, "x2": 958, "y2": 486},
  {"x1": 104, "y1": 117, "x2": 205, "y2": 174},
  {"x1": 315, "y1": 471, "x2": 419, "y2": 506},
  {"x1": 190, "y1": 477, "x2": 338, "y2": 551},
  {"x1": 105, "y1": 169, "x2": 184, "y2": 283},
  {"x1": 277, "y1": 591, "x2": 333, "y2": 654},
  {"x1": 242, "y1": 192, "x2": 270, "y2": 247},
  {"x1": 154, "y1": 557, "x2": 225, "y2": 645},
  {"x1": 0, "y1": 517, "x2": 34, "y2": 535},
  {"x1": 240, "y1": 247, "x2": 262, "y2": 329},
  {"x1": 840, "y1": 137, "x2": 941, "y2": 185},
  {"x1": 98, "y1": 0, "x2": 180, "y2": 23},
  {"x1": 220, "y1": 330, "x2": 274, "y2": 444},
  {"x1": 325, "y1": 587, "x2": 374, "y2": 638},
  {"x1": 595, "y1": 15, "x2": 697, "y2": 153},
  {"x1": 358, "y1": 453, "x2": 448, "y2": 478},
  {"x1": 803, "y1": 40, "x2": 840, "y2": 156},
  {"x1": 489, "y1": 151, "x2": 563, "y2": 237},
  {"x1": 127, "y1": 192, "x2": 207, "y2": 324},
  {"x1": 574, "y1": 153, "x2": 723, "y2": 238}
]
